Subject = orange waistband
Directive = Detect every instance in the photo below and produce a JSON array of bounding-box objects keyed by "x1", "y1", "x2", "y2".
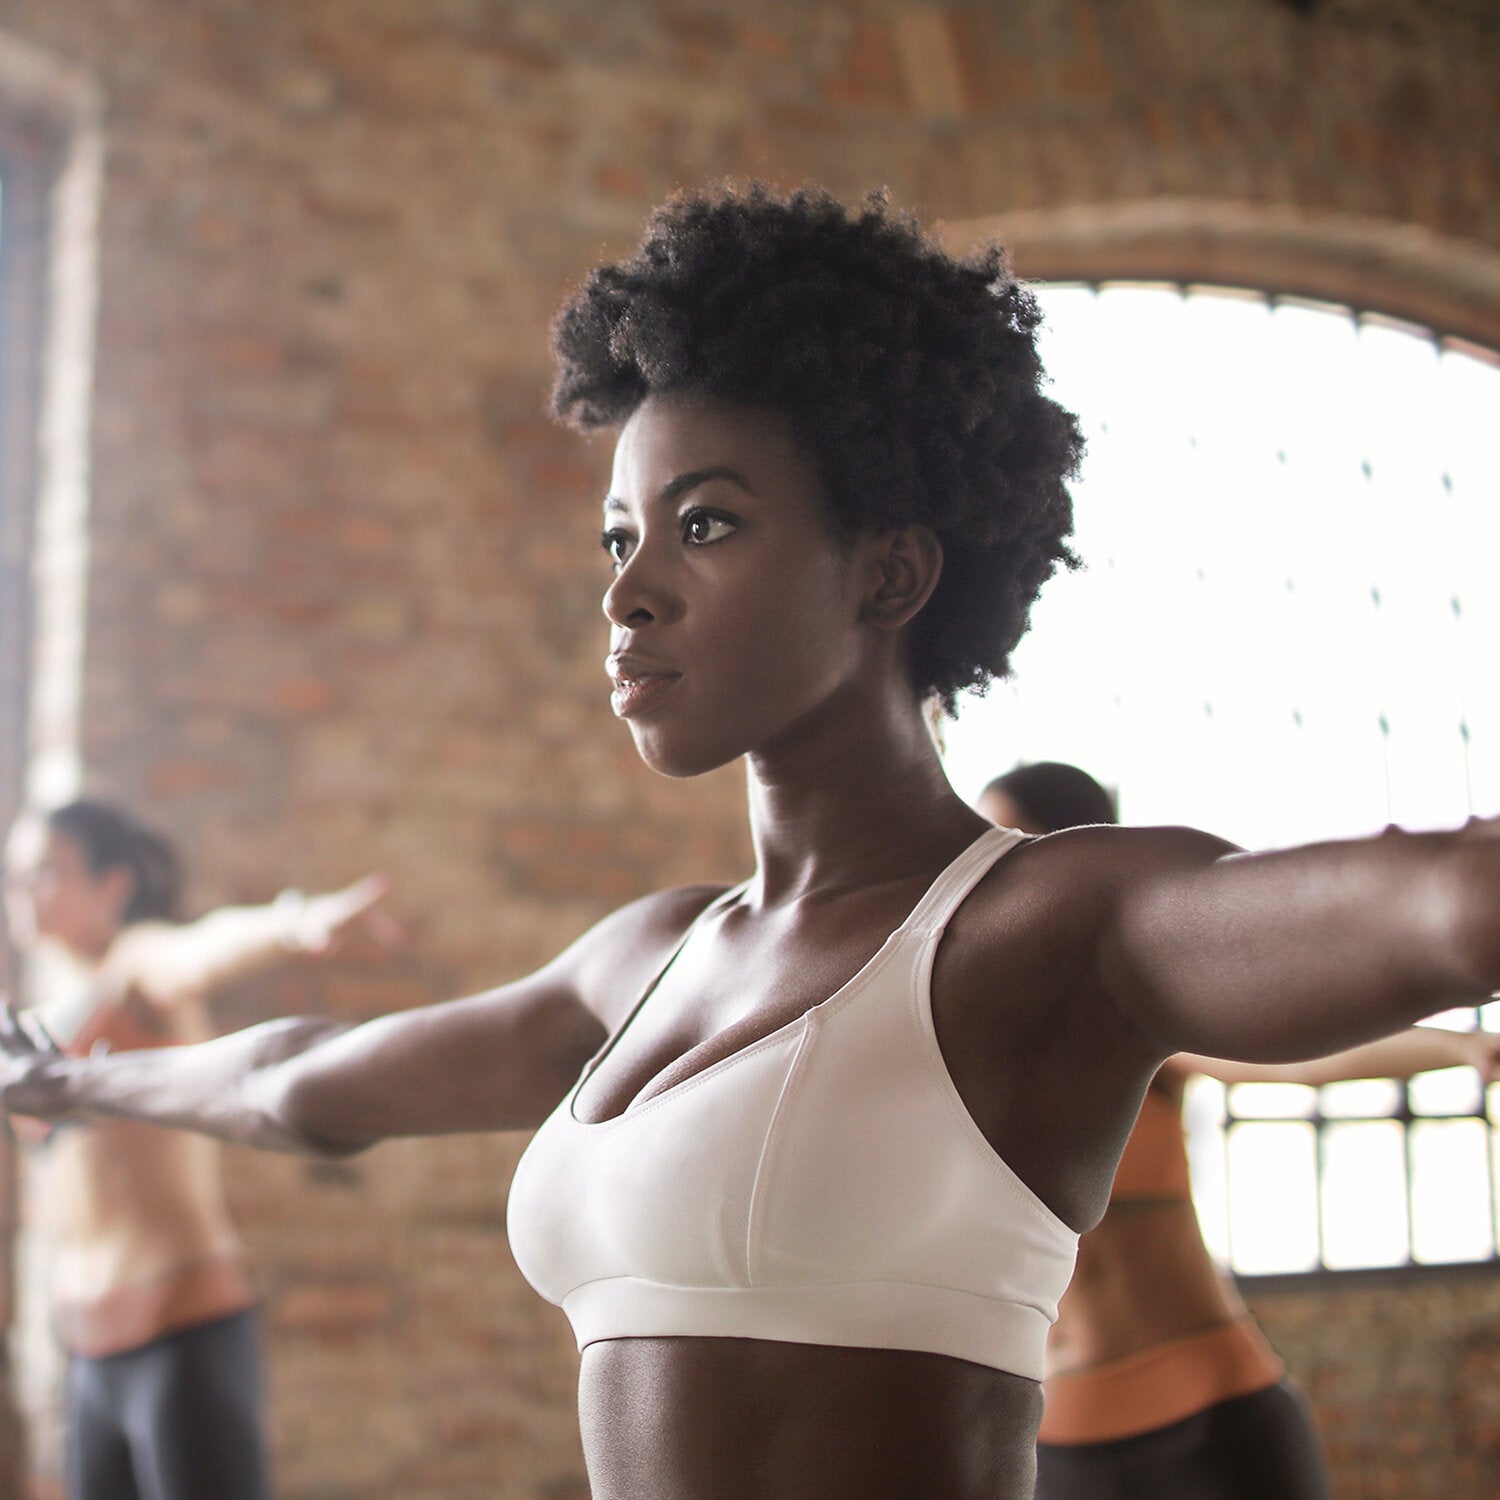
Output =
[
  {"x1": 54, "y1": 1253, "x2": 255, "y2": 1359},
  {"x1": 1038, "y1": 1318, "x2": 1285, "y2": 1445}
]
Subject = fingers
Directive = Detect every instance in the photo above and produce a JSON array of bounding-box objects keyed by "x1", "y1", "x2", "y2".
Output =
[
  {"x1": 1476, "y1": 1034, "x2": 1500, "y2": 1086},
  {"x1": 0, "y1": 1002, "x2": 62, "y2": 1059},
  {"x1": 0, "y1": 1000, "x2": 32, "y2": 1053},
  {"x1": 17, "y1": 1011, "x2": 61, "y2": 1055},
  {"x1": 347, "y1": 874, "x2": 403, "y2": 944},
  {"x1": 315, "y1": 874, "x2": 403, "y2": 951},
  {"x1": 287, "y1": 873, "x2": 402, "y2": 958},
  {"x1": 346, "y1": 872, "x2": 393, "y2": 909},
  {"x1": 359, "y1": 901, "x2": 406, "y2": 949}
]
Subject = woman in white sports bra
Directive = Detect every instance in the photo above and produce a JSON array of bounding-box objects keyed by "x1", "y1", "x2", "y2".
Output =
[{"x1": 4, "y1": 185, "x2": 1500, "y2": 1500}]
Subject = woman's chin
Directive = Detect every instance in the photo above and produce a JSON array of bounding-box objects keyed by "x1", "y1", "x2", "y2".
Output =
[{"x1": 629, "y1": 726, "x2": 740, "y2": 782}]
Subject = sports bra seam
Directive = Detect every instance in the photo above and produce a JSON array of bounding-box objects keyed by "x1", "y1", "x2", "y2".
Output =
[
  {"x1": 565, "y1": 925, "x2": 921, "y2": 1131},
  {"x1": 563, "y1": 1015, "x2": 811, "y2": 1131},
  {"x1": 743, "y1": 1018, "x2": 817, "y2": 1287},
  {"x1": 560, "y1": 1270, "x2": 1056, "y2": 1314}
]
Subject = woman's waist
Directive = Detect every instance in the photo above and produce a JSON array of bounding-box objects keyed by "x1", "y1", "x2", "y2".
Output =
[
  {"x1": 52, "y1": 1247, "x2": 254, "y2": 1358},
  {"x1": 51, "y1": 1223, "x2": 245, "y2": 1307},
  {"x1": 1039, "y1": 1318, "x2": 1284, "y2": 1445},
  {"x1": 1048, "y1": 1209, "x2": 1243, "y2": 1372},
  {"x1": 580, "y1": 1335, "x2": 1043, "y2": 1500}
]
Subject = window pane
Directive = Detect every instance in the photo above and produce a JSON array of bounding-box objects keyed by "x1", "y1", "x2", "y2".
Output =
[
  {"x1": 1424, "y1": 1007, "x2": 1480, "y2": 1032},
  {"x1": 1185, "y1": 1076, "x2": 1230, "y2": 1265},
  {"x1": 942, "y1": 287, "x2": 1500, "y2": 853},
  {"x1": 1226, "y1": 1082, "x2": 1315, "y2": 1120},
  {"x1": 1492, "y1": 1125, "x2": 1500, "y2": 1249},
  {"x1": 1411, "y1": 1120, "x2": 1494, "y2": 1263},
  {"x1": 1320, "y1": 1078, "x2": 1402, "y2": 1119},
  {"x1": 1409, "y1": 1066, "x2": 1483, "y2": 1118},
  {"x1": 1227, "y1": 1122, "x2": 1319, "y2": 1274},
  {"x1": 1320, "y1": 1121, "x2": 1409, "y2": 1269}
]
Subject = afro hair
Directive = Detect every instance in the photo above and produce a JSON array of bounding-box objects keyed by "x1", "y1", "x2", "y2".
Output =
[{"x1": 550, "y1": 183, "x2": 1083, "y2": 707}]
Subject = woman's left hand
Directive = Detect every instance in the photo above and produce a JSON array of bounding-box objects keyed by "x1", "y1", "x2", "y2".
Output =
[
  {"x1": 1461, "y1": 1028, "x2": 1500, "y2": 1086},
  {"x1": 279, "y1": 874, "x2": 402, "y2": 956}
]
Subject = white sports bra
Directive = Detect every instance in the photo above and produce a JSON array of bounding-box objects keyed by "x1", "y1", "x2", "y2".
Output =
[{"x1": 506, "y1": 826, "x2": 1078, "y2": 1382}]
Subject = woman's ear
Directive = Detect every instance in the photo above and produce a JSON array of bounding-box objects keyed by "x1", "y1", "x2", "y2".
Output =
[
  {"x1": 860, "y1": 524, "x2": 944, "y2": 631},
  {"x1": 99, "y1": 864, "x2": 135, "y2": 925}
]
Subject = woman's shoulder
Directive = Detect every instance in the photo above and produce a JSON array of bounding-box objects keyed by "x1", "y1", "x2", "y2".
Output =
[
  {"x1": 555, "y1": 881, "x2": 735, "y2": 1031},
  {"x1": 941, "y1": 823, "x2": 1242, "y2": 998},
  {"x1": 981, "y1": 822, "x2": 1242, "y2": 899},
  {"x1": 590, "y1": 882, "x2": 735, "y2": 944},
  {"x1": 98, "y1": 920, "x2": 182, "y2": 991}
]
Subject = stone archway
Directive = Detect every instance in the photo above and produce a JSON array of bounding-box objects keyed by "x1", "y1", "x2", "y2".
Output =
[{"x1": 941, "y1": 197, "x2": 1500, "y2": 353}]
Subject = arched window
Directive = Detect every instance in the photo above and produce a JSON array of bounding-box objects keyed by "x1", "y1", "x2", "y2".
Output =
[{"x1": 942, "y1": 284, "x2": 1500, "y2": 1275}]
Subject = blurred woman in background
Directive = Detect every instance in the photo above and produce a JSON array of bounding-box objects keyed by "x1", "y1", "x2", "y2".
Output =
[
  {"x1": 981, "y1": 762, "x2": 1499, "y2": 1500},
  {"x1": 4, "y1": 798, "x2": 390, "y2": 1500}
]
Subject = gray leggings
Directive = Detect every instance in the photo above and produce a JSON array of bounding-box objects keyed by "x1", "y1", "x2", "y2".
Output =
[
  {"x1": 1034, "y1": 1379, "x2": 1331, "y2": 1500},
  {"x1": 65, "y1": 1308, "x2": 269, "y2": 1500}
]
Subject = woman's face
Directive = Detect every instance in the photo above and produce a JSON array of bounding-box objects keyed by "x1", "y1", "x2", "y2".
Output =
[
  {"x1": 602, "y1": 393, "x2": 886, "y2": 779},
  {"x1": 4, "y1": 821, "x2": 128, "y2": 957}
]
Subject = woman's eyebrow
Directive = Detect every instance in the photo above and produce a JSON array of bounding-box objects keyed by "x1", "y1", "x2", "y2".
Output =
[{"x1": 603, "y1": 465, "x2": 757, "y2": 515}]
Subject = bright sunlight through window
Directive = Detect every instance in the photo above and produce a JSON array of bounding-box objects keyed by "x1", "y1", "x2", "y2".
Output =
[{"x1": 941, "y1": 284, "x2": 1500, "y2": 1276}]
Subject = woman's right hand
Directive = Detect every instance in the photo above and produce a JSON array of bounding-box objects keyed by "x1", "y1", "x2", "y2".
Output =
[{"x1": 0, "y1": 998, "x2": 70, "y2": 1121}]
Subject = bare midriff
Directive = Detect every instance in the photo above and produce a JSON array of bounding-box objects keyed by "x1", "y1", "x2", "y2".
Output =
[
  {"x1": 577, "y1": 1336, "x2": 1044, "y2": 1500},
  {"x1": 38, "y1": 1109, "x2": 250, "y2": 1357},
  {"x1": 1039, "y1": 1198, "x2": 1282, "y2": 1445},
  {"x1": 1046, "y1": 1198, "x2": 1245, "y2": 1376}
]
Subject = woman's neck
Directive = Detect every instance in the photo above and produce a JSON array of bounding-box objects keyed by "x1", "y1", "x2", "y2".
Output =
[{"x1": 743, "y1": 685, "x2": 983, "y2": 906}]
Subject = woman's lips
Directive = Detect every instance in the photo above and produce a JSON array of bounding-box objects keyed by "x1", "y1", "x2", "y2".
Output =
[{"x1": 607, "y1": 654, "x2": 682, "y2": 718}]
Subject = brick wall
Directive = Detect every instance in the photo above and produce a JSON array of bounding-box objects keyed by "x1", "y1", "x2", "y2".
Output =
[
  {"x1": 0, "y1": 1, "x2": 1493, "y2": 1495},
  {"x1": 1250, "y1": 1269, "x2": 1500, "y2": 1498}
]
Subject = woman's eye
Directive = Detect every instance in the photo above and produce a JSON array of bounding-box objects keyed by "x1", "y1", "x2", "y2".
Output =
[
  {"x1": 600, "y1": 529, "x2": 634, "y2": 568},
  {"x1": 682, "y1": 510, "x2": 735, "y2": 546}
]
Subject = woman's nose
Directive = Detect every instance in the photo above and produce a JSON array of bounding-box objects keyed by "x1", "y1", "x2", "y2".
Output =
[{"x1": 602, "y1": 540, "x2": 679, "y2": 629}]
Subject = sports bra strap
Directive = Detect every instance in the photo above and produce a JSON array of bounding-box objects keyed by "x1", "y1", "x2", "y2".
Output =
[{"x1": 902, "y1": 825, "x2": 1027, "y2": 937}]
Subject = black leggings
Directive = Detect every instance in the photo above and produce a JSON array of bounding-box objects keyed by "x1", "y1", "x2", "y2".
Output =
[
  {"x1": 1034, "y1": 1379, "x2": 1331, "y2": 1500},
  {"x1": 65, "y1": 1308, "x2": 270, "y2": 1500}
]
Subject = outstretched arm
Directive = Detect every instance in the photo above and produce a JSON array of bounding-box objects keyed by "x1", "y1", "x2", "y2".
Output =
[
  {"x1": 0, "y1": 883, "x2": 716, "y2": 1154},
  {"x1": 1098, "y1": 817, "x2": 1500, "y2": 1065},
  {"x1": 1175, "y1": 1024, "x2": 1500, "y2": 1090},
  {"x1": 107, "y1": 874, "x2": 397, "y2": 1005},
  {"x1": 0, "y1": 975, "x2": 603, "y2": 1154}
]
